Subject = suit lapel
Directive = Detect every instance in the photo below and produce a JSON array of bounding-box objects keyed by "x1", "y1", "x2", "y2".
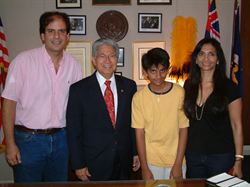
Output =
[
  {"x1": 115, "y1": 76, "x2": 126, "y2": 130},
  {"x1": 88, "y1": 73, "x2": 113, "y2": 129}
]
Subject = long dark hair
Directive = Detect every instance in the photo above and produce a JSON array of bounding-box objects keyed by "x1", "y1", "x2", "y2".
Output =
[{"x1": 183, "y1": 38, "x2": 230, "y2": 119}]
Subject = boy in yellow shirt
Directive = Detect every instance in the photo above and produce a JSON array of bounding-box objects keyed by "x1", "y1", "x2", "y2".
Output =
[{"x1": 132, "y1": 48, "x2": 189, "y2": 180}]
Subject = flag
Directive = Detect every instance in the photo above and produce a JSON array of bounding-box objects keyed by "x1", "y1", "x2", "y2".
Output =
[
  {"x1": 205, "y1": 0, "x2": 220, "y2": 43},
  {"x1": 0, "y1": 16, "x2": 10, "y2": 153},
  {"x1": 230, "y1": 4, "x2": 243, "y2": 97}
]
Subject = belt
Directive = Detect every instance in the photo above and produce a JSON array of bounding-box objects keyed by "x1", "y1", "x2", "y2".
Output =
[{"x1": 14, "y1": 125, "x2": 62, "y2": 135}]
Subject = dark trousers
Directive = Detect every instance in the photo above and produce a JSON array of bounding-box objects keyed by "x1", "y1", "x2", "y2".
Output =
[
  {"x1": 109, "y1": 150, "x2": 130, "y2": 180},
  {"x1": 185, "y1": 150, "x2": 234, "y2": 178}
]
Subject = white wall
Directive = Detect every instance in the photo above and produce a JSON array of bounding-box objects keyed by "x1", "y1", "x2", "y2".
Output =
[{"x1": 0, "y1": 0, "x2": 238, "y2": 182}]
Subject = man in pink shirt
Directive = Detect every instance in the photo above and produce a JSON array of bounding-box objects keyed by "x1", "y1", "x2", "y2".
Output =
[{"x1": 1, "y1": 11, "x2": 82, "y2": 182}]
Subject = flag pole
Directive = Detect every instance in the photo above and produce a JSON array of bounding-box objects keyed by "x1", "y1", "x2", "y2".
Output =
[{"x1": 231, "y1": 0, "x2": 238, "y2": 60}]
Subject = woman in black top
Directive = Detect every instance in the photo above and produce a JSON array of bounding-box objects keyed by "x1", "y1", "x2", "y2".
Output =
[{"x1": 183, "y1": 38, "x2": 243, "y2": 178}]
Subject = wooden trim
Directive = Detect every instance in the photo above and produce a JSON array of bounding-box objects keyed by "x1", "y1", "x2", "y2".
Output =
[{"x1": 241, "y1": 0, "x2": 250, "y2": 145}]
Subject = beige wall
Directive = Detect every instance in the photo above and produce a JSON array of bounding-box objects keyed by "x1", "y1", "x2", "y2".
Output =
[
  {"x1": 0, "y1": 0, "x2": 237, "y2": 78},
  {"x1": 0, "y1": 0, "x2": 238, "y2": 183}
]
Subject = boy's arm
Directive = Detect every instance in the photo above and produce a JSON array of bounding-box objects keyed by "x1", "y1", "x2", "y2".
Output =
[
  {"x1": 135, "y1": 128, "x2": 154, "y2": 180},
  {"x1": 170, "y1": 127, "x2": 188, "y2": 179}
]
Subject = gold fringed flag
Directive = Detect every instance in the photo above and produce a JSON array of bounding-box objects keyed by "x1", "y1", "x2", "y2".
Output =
[{"x1": 169, "y1": 16, "x2": 197, "y2": 82}]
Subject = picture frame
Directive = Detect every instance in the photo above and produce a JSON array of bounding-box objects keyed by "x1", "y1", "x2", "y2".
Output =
[
  {"x1": 133, "y1": 41, "x2": 166, "y2": 85},
  {"x1": 137, "y1": 0, "x2": 172, "y2": 5},
  {"x1": 92, "y1": 0, "x2": 131, "y2": 5},
  {"x1": 138, "y1": 13, "x2": 162, "y2": 33},
  {"x1": 115, "y1": 72, "x2": 123, "y2": 76},
  {"x1": 69, "y1": 15, "x2": 86, "y2": 35},
  {"x1": 117, "y1": 47, "x2": 124, "y2": 67},
  {"x1": 65, "y1": 41, "x2": 93, "y2": 78},
  {"x1": 56, "y1": 0, "x2": 82, "y2": 9}
]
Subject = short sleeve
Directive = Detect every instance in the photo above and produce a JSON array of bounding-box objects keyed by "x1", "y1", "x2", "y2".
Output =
[
  {"x1": 228, "y1": 80, "x2": 241, "y2": 103},
  {"x1": 131, "y1": 92, "x2": 145, "y2": 129},
  {"x1": 177, "y1": 86, "x2": 189, "y2": 128},
  {"x1": 1, "y1": 56, "x2": 25, "y2": 102}
]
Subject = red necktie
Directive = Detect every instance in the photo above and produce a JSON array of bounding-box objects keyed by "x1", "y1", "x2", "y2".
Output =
[{"x1": 104, "y1": 80, "x2": 116, "y2": 129}]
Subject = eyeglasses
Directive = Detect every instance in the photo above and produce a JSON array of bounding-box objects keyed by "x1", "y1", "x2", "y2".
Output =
[{"x1": 96, "y1": 53, "x2": 118, "y2": 61}]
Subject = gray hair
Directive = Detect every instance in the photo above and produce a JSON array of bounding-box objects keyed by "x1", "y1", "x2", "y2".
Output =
[{"x1": 92, "y1": 38, "x2": 119, "y2": 57}]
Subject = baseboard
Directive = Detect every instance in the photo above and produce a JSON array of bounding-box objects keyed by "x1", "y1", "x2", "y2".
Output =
[
  {"x1": 243, "y1": 145, "x2": 250, "y2": 155},
  {"x1": 0, "y1": 180, "x2": 14, "y2": 183}
]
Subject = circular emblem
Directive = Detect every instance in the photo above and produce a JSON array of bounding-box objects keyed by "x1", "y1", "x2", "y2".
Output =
[{"x1": 96, "y1": 10, "x2": 128, "y2": 42}]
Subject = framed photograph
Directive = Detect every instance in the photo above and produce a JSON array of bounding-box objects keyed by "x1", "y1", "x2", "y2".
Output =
[
  {"x1": 56, "y1": 0, "x2": 82, "y2": 9},
  {"x1": 137, "y1": 0, "x2": 172, "y2": 5},
  {"x1": 117, "y1": 47, "x2": 124, "y2": 67},
  {"x1": 133, "y1": 41, "x2": 165, "y2": 85},
  {"x1": 65, "y1": 41, "x2": 93, "y2": 78},
  {"x1": 138, "y1": 13, "x2": 162, "y2": 33},
  {"x1": 115, "y1": 72, "x2": 122, "y2": 76},
  {"x1": 92, "y1": 0, "x2": 131, "y2": 5},
  {"x1": 69, "y1": 15, "x2": 86, "y2": 35}
]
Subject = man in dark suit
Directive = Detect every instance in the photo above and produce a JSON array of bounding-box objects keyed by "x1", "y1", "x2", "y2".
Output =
[{"x1": 66, "y1": 38, "x2": 140, "y2": 181}]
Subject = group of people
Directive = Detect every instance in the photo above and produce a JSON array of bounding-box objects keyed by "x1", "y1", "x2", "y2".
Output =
[
  {"x1": 2, "y1": 11, "x2": 243, "y2": 183},
  {"x1": 70, "y1": 19, "x2": 83, "y2": 31},
  {"x1": 142, "y1": 17, "x2": 159, "y2": 29}
]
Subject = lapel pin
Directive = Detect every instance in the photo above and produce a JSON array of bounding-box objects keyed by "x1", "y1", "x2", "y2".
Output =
[{"x1": 121, "y1": 89, "x2": 124, "y2": 92}]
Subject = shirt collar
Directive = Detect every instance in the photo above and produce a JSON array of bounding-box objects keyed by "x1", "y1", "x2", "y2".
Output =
[
  {"x1": 42, "y1": 44, "x2": 50, "y2": 63},
  {"x1": 96, "y1": 71, "x2": 115, "y2": 86},
  {"x1": 42, "y1": 44, "x2": 65, "y2": 65}
]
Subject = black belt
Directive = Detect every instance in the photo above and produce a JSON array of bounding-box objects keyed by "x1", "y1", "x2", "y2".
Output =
[{"x1": 15, "y1": 125, "x2": 62, "y2": 135}]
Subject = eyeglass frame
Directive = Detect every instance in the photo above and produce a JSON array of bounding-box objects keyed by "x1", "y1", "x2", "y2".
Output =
[{"x1": 96, "y1": 53, "x2": 118, "y2": 61}]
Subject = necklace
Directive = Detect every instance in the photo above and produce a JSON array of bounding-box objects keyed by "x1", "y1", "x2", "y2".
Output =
[
  {"x1": 195, "y1": 85, "x2": 213, "y2": 120},
  {"x1": 195, "y1": 101, "x2": 206, "y2": 120},
  {"x1": 150, "y1": 83, "x2": 168, "y2": 102}
]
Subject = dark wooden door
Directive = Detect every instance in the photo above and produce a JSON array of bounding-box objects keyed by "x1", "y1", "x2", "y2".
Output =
[{"x1": 241, "y1": 0, "x2": 250, "y2": 145}]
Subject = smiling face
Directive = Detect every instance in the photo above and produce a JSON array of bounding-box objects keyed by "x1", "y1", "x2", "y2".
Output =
[
  {"x1": 92, "y1": 45, "x2": 118, "y2": 80},
  {"x1": 41, "y1": 16, "x2": 69, "y2": 56},
  {"x1": 197, "y1": 43, "x2": 219, "y2": 73},
  {"x1": 143, "y1": 63, "x2": 168, "y2": 89}
]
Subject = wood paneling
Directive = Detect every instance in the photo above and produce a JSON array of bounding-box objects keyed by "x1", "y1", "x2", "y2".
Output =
[
  {"x1": 0, "y1": 179, "x2": 207, "y2": 187},
  {"x1": 241, "y1": 0, "x2": 250, "y2": 145}
]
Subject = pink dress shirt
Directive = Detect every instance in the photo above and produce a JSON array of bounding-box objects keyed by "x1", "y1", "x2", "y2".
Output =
[{"x1": 2, "y1": 44, "x2": 82, "y2": 129}]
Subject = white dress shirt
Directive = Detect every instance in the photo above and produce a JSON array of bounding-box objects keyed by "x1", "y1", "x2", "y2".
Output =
[{"x1": 96, "y1": 71, "x2": 118, "y2": 121}]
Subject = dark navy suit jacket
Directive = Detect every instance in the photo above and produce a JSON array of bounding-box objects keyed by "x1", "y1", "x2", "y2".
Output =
[{"x1": 66, "y1": 71, "x2": 137, "y2": 181}]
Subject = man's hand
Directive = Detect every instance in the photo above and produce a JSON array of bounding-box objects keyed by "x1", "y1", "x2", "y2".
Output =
[
  {"x1": 5, "y1": 143, "x2": 21, "y2": 166},
  {"x1": 75, "y1": 167, "x2": 91, "y2": 181},
  {"x1": 133, "y1": 155, "x2": 140, "y2": 172}
]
